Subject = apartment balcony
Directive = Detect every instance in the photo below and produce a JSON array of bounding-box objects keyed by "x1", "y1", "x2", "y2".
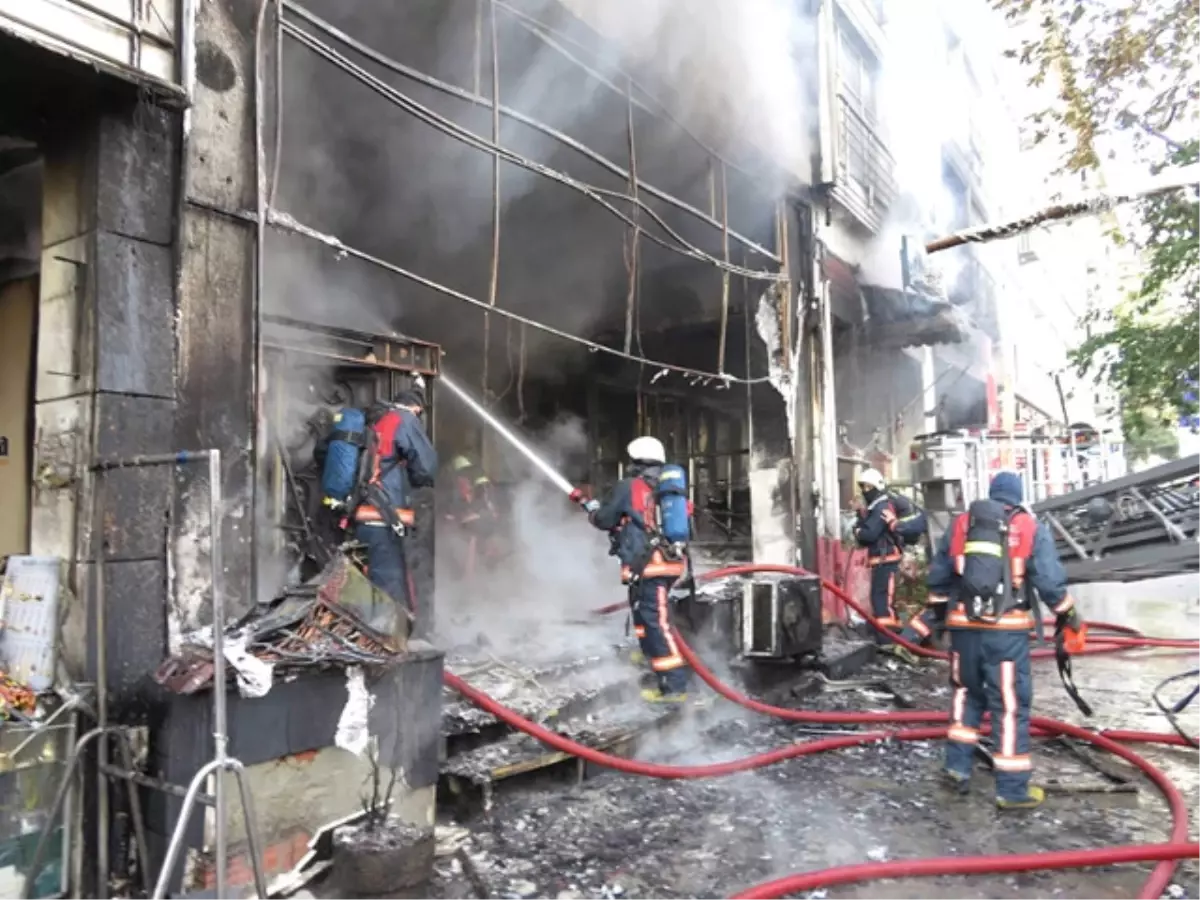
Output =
[
  {"x1": 831, "y1": 93, "x2": 897, "y2": 234},
  {"x1": 947, "y1": 249, "x2": 1000, "y2": 342}
]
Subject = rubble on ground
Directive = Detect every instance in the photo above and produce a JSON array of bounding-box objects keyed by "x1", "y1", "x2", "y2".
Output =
[{"x1": 423, "y1": 649, "x2": 1199, "y2": 900}]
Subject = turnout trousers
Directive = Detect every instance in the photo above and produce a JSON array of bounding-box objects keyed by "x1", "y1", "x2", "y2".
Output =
[
  {"x1": 628, "y1": 576, "x2": 689, "y2": 695},
  {"x1": 868, "y1": 561, "x2": 900, "y2": 642},
  {"x1": 355, "y1": 523, "x2": 415, "y2": 618},
  {"x1": 944, "y1": 627, "x2": 1034, "y2": 801}
]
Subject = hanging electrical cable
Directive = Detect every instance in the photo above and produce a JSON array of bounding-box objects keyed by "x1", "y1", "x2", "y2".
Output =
[
  {"x1": 264, "y1": 206, "x2": 773, "y2": 386},
  {"x1": 279, "y1": 2, "x2": 781, "y2": 263},
  {"x1": 279, "y1": 16, "x2": 782, "y2": 282}
]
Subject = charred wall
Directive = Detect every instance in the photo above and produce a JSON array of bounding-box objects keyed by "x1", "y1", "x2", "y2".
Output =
[
  {"x1": 171, "y1": 0, "x2": 258, "y2": 639},
  {"x1": 267, "y1": 0, "x2": 781, "y2": 418},
  {"x1": 0, "y1": 32, "x2": 181, "y2": 720}
]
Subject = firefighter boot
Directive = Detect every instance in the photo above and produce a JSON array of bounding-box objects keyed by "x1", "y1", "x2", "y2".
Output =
[
  {"x1": 996, "y1": 785, "x2": 1046, "y2": 810},
  {"x1": 942, "y1": 768, "x2": 970, "y2": 796},
  {"x1": 640, "y1": 688, "x2": 688, "y2": 704},
  {"x1": 881, "y1": 644, "x2": 921, "y2": 666}
]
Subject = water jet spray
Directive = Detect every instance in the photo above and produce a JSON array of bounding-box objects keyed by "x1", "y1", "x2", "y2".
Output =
[
  {"x1": 438, "y1": 371, "x2": 576, "y2": 496},
  {"x1": 924, "y1": 162, "x2": 1200, "y2": 254}
]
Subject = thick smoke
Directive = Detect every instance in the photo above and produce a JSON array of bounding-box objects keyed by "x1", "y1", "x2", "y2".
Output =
[
  {"x1": 436, "y1": 414, "x2": 628, "y2": 666},
  {"x1": 269, "y1": 0, "x2": 805, "y2": 386},
  {"x1": 859, "y1": 0, "x2": 1003, "y2": 292},
  {"x1": 557, "y1": 0, "x2": 815, "y2": 186}
]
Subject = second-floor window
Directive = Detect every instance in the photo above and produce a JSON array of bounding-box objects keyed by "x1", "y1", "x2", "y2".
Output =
[{"x1": 837, "y1": 14, "x2": 879, "y2": 120}]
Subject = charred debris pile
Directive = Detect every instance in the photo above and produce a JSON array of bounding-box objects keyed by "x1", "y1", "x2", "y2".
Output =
[{"x1": 155, "y1": 557, "x2": 410, "y2": 697}]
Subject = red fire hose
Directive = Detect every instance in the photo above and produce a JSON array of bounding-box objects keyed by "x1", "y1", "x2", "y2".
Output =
[{"x1": 444, "y1": 563, "x2": 1198, "y2": 898}]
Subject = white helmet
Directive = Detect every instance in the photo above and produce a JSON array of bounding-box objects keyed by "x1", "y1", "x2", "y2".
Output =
[
  {"x1": 858, "y1": 467, "x2": 886, "y2": 491},
  {"x1": 627, "y1": 436, "x2": 666, "y2": 465}
]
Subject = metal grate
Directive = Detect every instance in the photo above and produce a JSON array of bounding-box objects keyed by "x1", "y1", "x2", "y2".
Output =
[{"x1": 834, "y1": 93, "x2": 897, "y2": 233}]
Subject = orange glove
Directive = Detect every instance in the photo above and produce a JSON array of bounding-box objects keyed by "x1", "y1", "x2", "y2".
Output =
[
  {"x1": 1061, "y1": 622, "x2": 1087, "y2": 654},
  {"x1": 1055, "y1": 606, "x2": 1086, "y2": 654}
]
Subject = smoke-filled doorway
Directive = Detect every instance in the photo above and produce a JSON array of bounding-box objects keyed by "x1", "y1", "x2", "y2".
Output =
[{"x1": 260, "y1": 0, "x2": 797, "y2": 647}]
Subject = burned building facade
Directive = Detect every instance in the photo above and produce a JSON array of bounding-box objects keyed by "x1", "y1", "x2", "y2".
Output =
[{"x1": 0, "y1": 0, "x2": 1048, "y2": 893}]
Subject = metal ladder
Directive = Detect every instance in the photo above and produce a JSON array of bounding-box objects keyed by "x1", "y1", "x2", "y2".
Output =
[{"x1": 1032, "y1": 454, "x2": 1200, "y2": 583}]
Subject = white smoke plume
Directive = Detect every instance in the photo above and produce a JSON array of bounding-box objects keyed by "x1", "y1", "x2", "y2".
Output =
[{"x1": 435, "y1": 415, "x2": 630, "y2": 665}]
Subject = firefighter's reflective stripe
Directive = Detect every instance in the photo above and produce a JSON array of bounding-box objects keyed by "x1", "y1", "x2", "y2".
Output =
[
  {"x1": 868, "y1": 552, "x2": 902, "y2": 567},
  {"x1": 886, "y1": 570, "x2": 897, "y2": 622},
  {"x1": 950, "y1": 652, "x2": 968, "y2": 727},
  {"x1": 1053, "y1": 594, "x2": 1075, "y2": 615},
  {"x1": 928, "y1": 594, "x2": 949, "y2": 605},
  {"x1": 946, "y1": 608, "x2": 1034, "y2": 630},
  {"x1": 1000, "y1": 659, "x2": 1018, "y2": 758},
  {"x1": 963, "y1": 540, "x2": 1003, "y2": 556},
  {"x1": 621, "y1": 550, "x2": 685, "y2": 583},
  {"x1": 354, "y1": 506, "x2": 416, "y2": 526},
  {"x1": 642, "y1": 549, "x2": 686, "y2": 579},
  {"x1": 947, "y1": 725, "x2": 979, "y2": 744},
  {"x1": 650, "y1": 584, "x2": 685, "y2": 671},
  {"x1": 911, "y1": 615, "x2": 932, "y2": 638},
  {"x1": 993, "y1": 753, "x2": 1032, "y2": 772},
  {"x1": 634, "y1": 625, "x2": 646, "y2": 638},
  {"x1": 955, "y1": 540, "x2": 1002, "y2": 576}
]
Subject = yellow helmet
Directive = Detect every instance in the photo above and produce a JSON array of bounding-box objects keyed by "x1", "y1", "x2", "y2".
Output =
[{"x1": 451, "y1": 455, "x2": 472, "y2": 472}]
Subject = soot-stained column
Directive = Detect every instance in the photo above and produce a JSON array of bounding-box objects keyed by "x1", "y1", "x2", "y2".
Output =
[
  {"x1": 30, "y1": 90, "x2": 181, "y2": 719},
  {"x1": 172, "y1": 0, "x2": 258, "y2": 640}
]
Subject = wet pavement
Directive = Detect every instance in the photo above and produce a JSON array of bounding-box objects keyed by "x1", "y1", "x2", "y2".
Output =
[{"x1": 337, "y1": 583, "x2": 1199, "y2": 899}]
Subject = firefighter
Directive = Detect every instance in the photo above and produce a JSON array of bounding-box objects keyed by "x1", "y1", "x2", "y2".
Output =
[
  {"x1": 934, "y1": 470, "x2": 1081, "y2": 809},
  {"x1": 852, "y1": 468, "x2": 919, "y2": 664},
  {"x1": 577, "y1": 436, "x2": 690, "y2": 703},
  {"x1": 352, "y1": 388, "x2": 437, "y2": 620},
  {"x1": 446, "y1": 454, "x2": 500, "y2": 577}
]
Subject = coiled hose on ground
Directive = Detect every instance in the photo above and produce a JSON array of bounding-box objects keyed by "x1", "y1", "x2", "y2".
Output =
[{"x1": 442, "y1": 563, "x2": 1199, "y2": 899}]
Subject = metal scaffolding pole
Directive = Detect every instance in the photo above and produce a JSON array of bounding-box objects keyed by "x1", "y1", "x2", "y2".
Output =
[
  {"x1": 717, "y1": 160, "x2": 730, "y2": 375},
  {"x1": 482, "y1": 0, "x2": 501, "y2": 403}
]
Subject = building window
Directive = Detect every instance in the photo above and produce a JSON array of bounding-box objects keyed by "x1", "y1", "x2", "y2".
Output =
[
  {"x1": 1017, "y1": 232, "x2": 1037, "y2": 264},
  {"x1": 837, "y1": 14, "x2": 879, "y2": 120},
  {"x1": 942, "y1": 165, "x2": 968, "y2": 230},
  {"x1": 831, "y1": 8, "x2": 895, "y2": 231}
]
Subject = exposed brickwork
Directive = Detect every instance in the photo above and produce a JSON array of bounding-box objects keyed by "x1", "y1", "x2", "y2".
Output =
[{"x1": 197, "y1": 829, "x2": 310, "y2": 890}]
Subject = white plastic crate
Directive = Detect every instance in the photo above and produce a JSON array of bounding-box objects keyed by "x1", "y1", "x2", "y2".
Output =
[{"x1": 0, "y1": 556, "x2": 62, "y2": 692}]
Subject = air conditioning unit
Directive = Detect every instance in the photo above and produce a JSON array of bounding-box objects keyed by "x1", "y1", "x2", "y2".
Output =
[{"x1": 740, "y1": 576, "x2": 823, "y2": 659}]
